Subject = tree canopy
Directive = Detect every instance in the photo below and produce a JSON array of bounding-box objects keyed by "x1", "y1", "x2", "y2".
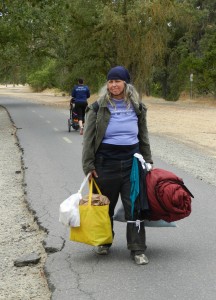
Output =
[{"x1": 0, "y1": 0, "x2": 215, "y2": 100}]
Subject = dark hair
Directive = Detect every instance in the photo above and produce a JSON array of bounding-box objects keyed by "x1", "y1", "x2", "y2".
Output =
[{"x1": 78, "y1": 78, "x2": 84, "y2": 84}]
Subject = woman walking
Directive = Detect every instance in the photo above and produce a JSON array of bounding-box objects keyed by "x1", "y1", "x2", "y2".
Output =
[{"x1": 82, "y1": 66, "x2": 153, "y2": 265}]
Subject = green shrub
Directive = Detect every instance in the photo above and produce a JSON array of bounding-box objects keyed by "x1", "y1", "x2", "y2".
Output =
[{"x1": 27, "y1": 60, "x2": 56, "y2": 92}]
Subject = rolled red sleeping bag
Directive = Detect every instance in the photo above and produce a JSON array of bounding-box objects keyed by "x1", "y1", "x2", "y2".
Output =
[{"x1": 146, "y1": 168, "x2": 194, "y2": 222}]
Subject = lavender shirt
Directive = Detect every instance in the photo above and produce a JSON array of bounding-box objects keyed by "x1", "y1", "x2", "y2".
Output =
[{"x1": 102, "y1": 99, "x2": 138, "y2": 145}]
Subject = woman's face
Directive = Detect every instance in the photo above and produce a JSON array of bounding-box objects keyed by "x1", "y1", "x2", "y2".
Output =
[{"x1": 107, "y1": 80, "x2": 125, "y2": 99}]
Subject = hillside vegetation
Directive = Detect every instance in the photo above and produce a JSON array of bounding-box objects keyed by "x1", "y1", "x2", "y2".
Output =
[{"x1": 0, "y1": 0, "x2": 215, "y2": 100}]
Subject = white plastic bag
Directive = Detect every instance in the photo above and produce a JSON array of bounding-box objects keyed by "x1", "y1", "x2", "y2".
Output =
[
  {"x1": 59, "y1": 192, "x2": 82, "y2": 227},
  {"x1": 59, "y1": 174, "x2": 90, "y2": 227}
]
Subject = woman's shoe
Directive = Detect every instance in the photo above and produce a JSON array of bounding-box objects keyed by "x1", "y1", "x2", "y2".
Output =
[
  {"x1": 131, "y1": 251, "x2": 149, "y2": 265},
  {"x1": 95, "y1": 245, "x2": 109, "y2": 255},
  {"x1": 134, "y1": 254, "x2": 149, "y2": 265}
]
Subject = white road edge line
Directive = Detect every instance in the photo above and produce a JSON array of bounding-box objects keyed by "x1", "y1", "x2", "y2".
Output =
[
  {"x1": 53, "y1": 128, "x2": 59, "y2": 131},
  {"x1": 46, "y1": 120, "x2": 51, "y2": 124},
  {"x1": 63, "y1": 137, "x2": 72, "y2": 144}
]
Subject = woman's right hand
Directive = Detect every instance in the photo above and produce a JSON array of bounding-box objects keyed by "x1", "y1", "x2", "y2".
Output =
[{"x1": 89, "y1": 169, "x2": 98, "y2": 181}]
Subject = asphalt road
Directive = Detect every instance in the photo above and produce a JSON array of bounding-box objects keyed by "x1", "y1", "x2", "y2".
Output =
[{"x1": 1, "y1": 96, "x2": 216, "y2": 300}]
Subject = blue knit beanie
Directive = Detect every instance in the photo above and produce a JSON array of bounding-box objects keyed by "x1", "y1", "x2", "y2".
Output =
[{"x1": 107, "y1": 66, "x2": 130, "y2": 83}]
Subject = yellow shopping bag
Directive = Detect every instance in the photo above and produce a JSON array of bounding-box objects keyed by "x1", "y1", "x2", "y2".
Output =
[{"x1": 70, "y1": 178, "x2": 113, "y2": 246}]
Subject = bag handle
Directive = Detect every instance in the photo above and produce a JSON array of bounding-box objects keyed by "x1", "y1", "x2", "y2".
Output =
[
  {"x1": 92, "y1": 178, "x2": 101, "y2": 195},
  {"x1": 78, "y1": 173, "x2": 91, "y2": 193},
  {"x1": 88, "y1": 178, "x2": 102, "y2": 206}
]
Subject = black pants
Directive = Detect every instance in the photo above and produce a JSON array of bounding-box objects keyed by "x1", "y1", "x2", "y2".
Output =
[
  {"x1": 74, "y1": 102, "x2": 87, "y2": 122},
  {"x1": 95, "y1": 156, "x2": 146, "y2": 252}
]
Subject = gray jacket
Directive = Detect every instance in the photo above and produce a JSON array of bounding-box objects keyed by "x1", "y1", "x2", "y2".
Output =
[{"x1": 82, "y1": 96, "x2": 153, "y2": 175}]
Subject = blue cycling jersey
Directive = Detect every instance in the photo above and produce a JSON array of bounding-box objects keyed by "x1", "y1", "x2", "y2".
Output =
[{"x1": 72, "y1": 85, "x2": 90, "y2": 103}]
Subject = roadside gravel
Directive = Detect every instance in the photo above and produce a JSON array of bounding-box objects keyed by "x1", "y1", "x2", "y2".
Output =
[
  {"x1": 0, "y1": 107, "x2": 51, "y2": 300},
  {"x1": 150, "y1": 134, "x2": 216, "y2": 186}
]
